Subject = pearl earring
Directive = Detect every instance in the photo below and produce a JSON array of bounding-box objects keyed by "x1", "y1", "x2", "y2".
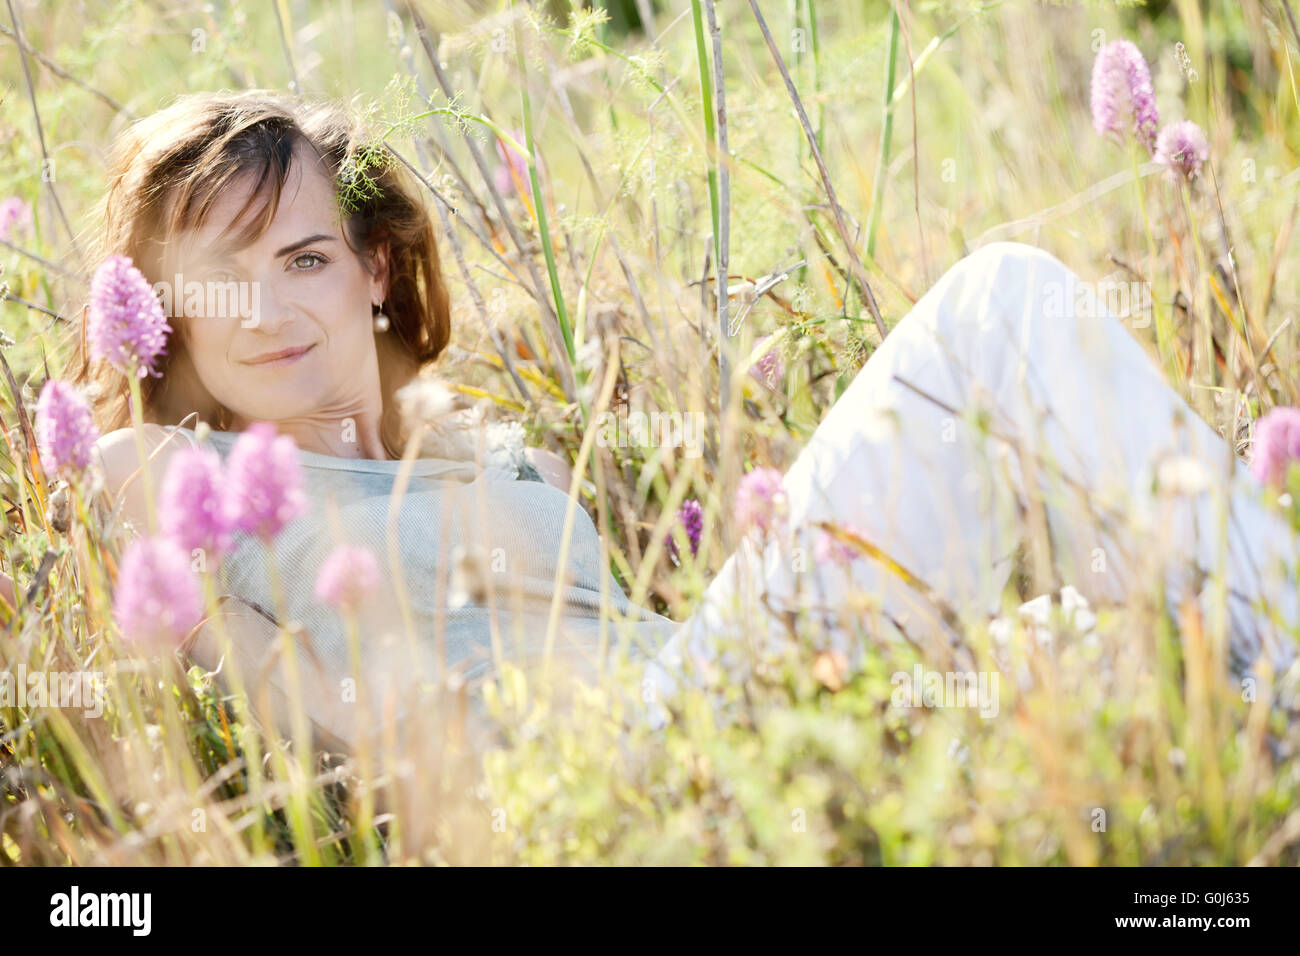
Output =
[{"x1": 373, "y1": 308, "x2": 390, "y2": 333}]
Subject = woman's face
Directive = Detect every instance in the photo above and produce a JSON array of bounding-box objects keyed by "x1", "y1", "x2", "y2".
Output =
[{"x1": 163, "y1": 145, "x2": 388, "y2": 429}]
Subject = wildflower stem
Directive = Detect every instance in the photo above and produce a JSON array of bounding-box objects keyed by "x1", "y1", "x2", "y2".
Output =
[
  {"x1": 1129, "y1": 142, "x2": 1176, "y2": 380},
  {"x1": 865, "y1": 5, "x2": 899, "y2": 261},
  {"x1": 343, "y1": 613, "x2": 381, "y2": 865},
  {"x1": 124, "y1": 365, "x2": 157, "y2": 534},
  {"x1": 1180, "y1": 181, "x2": 1239, "y2": 811},
  {"x1": 263, "y1": 547, "x2": 323, "y2": 866},
  {"x1": 806, "y1": 0, "x2": 824, "y2": 157},
  {"x1": 690, "y1": 0, "x2": 724, "y2": 357},
  {"x1": 1180, "y1": 180, "x2": 1214, "y2": 381},
  {"x1": 512, "y1": 6, "x2": 576, "y2": 371},
  {"x1": 541, "y1": 336, "x2": 622, "y2": 679},
  {"x1": 198, "y1": 573, "x2": 271, "y2": 857},
  {"x1": 703, "y1": 0, "x2": 732, "y2": 424},
  {"x1": 385, "y1": 422, "x2": 426, "y2": 674},
  {"x1": 68, "y1": 482, "x2": 110, "y2": 610}
]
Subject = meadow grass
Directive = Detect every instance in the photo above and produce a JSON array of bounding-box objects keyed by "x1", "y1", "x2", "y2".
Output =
[{"x1": 0, "y1": 0, "x2": 1298, "y2": 865}]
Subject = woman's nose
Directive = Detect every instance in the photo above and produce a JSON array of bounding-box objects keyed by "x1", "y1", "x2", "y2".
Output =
[{"x1": 243, "y1": 279, "x2": 291, "y2": 335}]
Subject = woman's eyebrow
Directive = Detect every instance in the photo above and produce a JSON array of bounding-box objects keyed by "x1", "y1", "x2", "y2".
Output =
[
  {"x1": 273, "y1": 233, "x2": 338, "y2": 257},
  {"x1": 189, "y1": 232, "x2": 340, "y2": 263}
]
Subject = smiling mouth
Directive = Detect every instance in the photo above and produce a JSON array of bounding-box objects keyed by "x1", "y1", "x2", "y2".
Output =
[{"x1": 242, "y1": 344, "x2": 315, "y2": 367}]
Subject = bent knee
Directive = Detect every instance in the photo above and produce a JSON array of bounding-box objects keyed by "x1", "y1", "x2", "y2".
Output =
[
  {"x1": 952, "y1": 242, "x2": 1074, "y2": 300},
  {"x1": 962, "y1": 240, "x2": 1077, "y2": 274},
  {"x1": 929, "y1": 241, "x2": 1083, "y2": 341}
]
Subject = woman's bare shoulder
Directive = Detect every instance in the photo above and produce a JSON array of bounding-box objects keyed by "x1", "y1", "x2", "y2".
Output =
[{"x1": 93, "y1": 424, "x2": 194, "y2": 507}]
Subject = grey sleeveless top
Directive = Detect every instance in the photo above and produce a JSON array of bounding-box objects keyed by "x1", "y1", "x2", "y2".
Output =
[{"x1": 179, "y1": 427, "x2": 680, "y2": 690}]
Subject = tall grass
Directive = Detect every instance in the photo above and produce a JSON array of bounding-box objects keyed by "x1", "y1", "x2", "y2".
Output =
[{"x1": 0, "y1": 0, "x2": 1297, "y2": 865}]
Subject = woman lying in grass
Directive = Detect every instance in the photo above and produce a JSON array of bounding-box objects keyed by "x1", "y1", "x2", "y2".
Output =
[{"x1": 42, "y1": 89, "x2": 1299, "y2": 750}]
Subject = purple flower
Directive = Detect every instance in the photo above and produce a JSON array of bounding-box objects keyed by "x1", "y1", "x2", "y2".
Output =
[
  {"x1": 113, "y1": 536, "x2": 205, "y2": 648},
  {"x1": 35, "y1": 379, "x2": 99, "y2": 480},
  {"x1": 1091, "y1": 40, "x2": 1159, "y2": 153},
  {"x1": 494, "y1": 129, "x2": 530, "y2": 197},
  {"x1": 87, "y1": 254, "x2": 172, "y2": 378},
  {"x1": 0, "y1": 197, "x2": 33, "y2": 242},
  {"x1": 159, "y1": 445, "x2": 232, "y2": 561},
  {"x1": 1250, "y1": 406, "x2": 1300, "y2": 490},
  {"x1": 314, "y1": 544, "x2": 382, "y2": 612},
  {"x1": 1154, "y1": 120, "x2": 1209, "y2": 181},
  {"x1": 667, "y1": 498, "x2": 704, "y2": 560},
  {"x1": 734, "y1": 467, "x2": 788, "y2": 537},
  {"x1": 816, "y1": 524, "x2": 863, "y2": 567},
  {"x1": 750, "y1": 340, "x2": 785, "y2": 392},
  {"x1": 223, "y1": 422, "x2": 309, "y2": 539}
]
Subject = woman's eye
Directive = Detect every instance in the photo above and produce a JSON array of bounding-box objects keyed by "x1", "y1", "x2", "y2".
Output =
[{"x1": 291, "y1": 252, "x2": 327, "y2": 270}]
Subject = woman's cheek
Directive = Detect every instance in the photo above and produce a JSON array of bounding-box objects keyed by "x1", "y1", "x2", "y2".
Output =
[{"x1": 187, "y1": 330, "x2": 239, "y2": 403}]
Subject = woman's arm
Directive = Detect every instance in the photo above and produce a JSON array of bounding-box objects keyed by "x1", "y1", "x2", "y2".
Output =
[
  {"x1": 524, "y1": 446, "x2": 574, "y2": 492},
  {"x1": 0, "y1": 427, "x2": 172, "y2": 615},
  {"x1": 185, "y1": 595, "x2": 359, "y2": 752},
  {"x1": 0, "y1": 428, "x2": 178, "y2": 618},
  {"x1": 93, "y1": 426, "x2": 362, "y2": 749}
]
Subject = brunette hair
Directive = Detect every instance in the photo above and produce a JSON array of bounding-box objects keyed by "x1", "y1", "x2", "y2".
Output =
[{"x1": 70, "y1": 89, "x2": 452, "y2": 458}]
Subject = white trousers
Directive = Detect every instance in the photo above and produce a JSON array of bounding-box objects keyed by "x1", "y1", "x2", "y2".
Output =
[{"x1": 645, "y1": 241, "x2": 1298, "y2": 706}]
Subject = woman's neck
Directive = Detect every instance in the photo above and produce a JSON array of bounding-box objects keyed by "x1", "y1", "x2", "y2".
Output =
[{"x1": 232, "y1": 411, "x2": 389, "y2": 460}]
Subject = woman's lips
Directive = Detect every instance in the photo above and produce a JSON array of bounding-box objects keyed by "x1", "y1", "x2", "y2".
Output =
[{"x1": 242, "y1": 343, "x2": 315, "y2": 367}]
